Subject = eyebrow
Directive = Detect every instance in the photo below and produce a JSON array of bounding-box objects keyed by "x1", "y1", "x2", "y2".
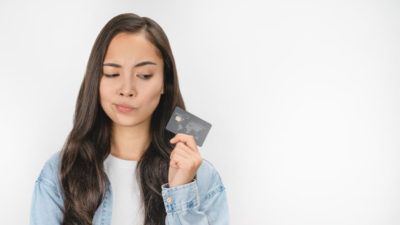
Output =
[{"x1": 103, "y1": 61, "x2": 157, "y2": 68}]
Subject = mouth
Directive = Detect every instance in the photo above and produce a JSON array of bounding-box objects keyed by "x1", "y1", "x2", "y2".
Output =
[{"x1": 114, "y1": 104, "x2": 136, "y2": 113}]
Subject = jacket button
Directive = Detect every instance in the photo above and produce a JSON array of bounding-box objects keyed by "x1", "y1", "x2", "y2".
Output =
[{"x1": 167, "y1": 197, "x2": 173, "y2": 203}]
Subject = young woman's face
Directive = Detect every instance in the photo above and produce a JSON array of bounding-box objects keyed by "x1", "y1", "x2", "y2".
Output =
[{"x1": 99, "y1": 32, "x2": 164, "y2": 128}]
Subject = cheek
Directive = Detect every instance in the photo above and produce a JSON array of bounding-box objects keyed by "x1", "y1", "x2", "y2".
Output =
[
  {"x1": 99, "y1": 80, "x2": 113, "y2": 108},
  {"x1": 139, "y1": 82, "x2": 163, "y2": 106}
]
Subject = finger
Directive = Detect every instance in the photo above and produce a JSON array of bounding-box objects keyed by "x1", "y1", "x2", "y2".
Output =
[
  {"x1": 169, "y1": 157, "x2": 179, "y2": 168},
  {"x1": 170, "y1": 153, "x2": 190, "y2": 168},
  {"x1": 170, "y1": 143, "x2": 193, "y2": 161},
  {"x1": 170, "y1": 149, "x2": 202, "y2": 170},
  {"x1": 169, "y1": 133, "x2": 198, "y2": 151},
  {"x1": 174, "y1": 142, "x2": 199, "y2": 159}
]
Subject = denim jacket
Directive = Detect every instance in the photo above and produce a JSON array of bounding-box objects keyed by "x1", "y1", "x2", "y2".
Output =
[{"x1": 30, "y1": 151, "x2": 230, "y2": 225}]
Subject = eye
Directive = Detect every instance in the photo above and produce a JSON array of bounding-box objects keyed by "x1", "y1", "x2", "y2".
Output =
[
  {"x1": 138, "y1": 74, "x2": 153, "y2": 80},
  {"x1": 103, "y1": 73, "x2": 119, "y2": 78}
]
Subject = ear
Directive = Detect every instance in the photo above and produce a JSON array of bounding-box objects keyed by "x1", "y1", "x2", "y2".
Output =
[{"x1": 161, "y1": 87, "x2": 164, "y2": 94}]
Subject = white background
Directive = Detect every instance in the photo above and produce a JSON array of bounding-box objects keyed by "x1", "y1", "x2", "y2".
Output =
[{"x1": 0, "y1": 0, "x2": 399, "y2": 224}]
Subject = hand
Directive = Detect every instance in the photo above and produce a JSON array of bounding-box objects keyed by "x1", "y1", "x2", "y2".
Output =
[{"x1": 168, "y1": 133, "x2": 202, "y2": 187}]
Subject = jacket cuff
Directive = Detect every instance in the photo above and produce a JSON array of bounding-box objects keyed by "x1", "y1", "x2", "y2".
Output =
[{"x1": 161, "y1": 180, "x2": 200, "y2": 213}]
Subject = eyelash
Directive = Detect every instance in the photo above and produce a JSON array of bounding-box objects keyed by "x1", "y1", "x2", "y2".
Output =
[
  {"x1": 103, "y1": 73, "x2": 153, "y2": 80},
  {"x1": 103, "y1": 73, "x2": 118, "y2": 78}
]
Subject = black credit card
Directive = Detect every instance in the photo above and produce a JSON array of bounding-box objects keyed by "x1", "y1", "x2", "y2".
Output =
[{"x1": 166, "y1": 106, "x2": 212, "y2": 147}]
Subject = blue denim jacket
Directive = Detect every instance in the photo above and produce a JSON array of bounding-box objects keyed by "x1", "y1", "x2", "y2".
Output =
[{"x1": 30, "y1": 151, "x2": 230, "y2": 225}]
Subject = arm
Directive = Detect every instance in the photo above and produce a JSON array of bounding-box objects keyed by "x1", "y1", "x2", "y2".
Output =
[
  {"x1": 30, "y1": 156, "x2": 64, "y2": 225},
  {"x1": 165, "y1": 134, "x2": 230, "y2": 224},
  {"x1": 30, "y1": 177, "x2": 64, "y2": 225},
  {"x1": 161, "y1": 175, "x2": 230, "y2": 225}
]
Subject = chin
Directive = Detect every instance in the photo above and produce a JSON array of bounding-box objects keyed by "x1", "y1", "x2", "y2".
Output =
[
  {"x1": 114, "y1": 120, "x2": 139, "y2": 127},
  {"x1": 113, "y1": 116, "x2": 150, "y2": 128}
]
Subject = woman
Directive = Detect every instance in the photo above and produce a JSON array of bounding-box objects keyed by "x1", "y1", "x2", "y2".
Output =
[{"x1": 30, "y1": 13, "x2": 229, "y2": 225}]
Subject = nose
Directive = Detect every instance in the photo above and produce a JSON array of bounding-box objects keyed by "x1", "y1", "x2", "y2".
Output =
[
  {"x1": 119, "y1": 81, "x2": 136, "y2": 97},
  {"x1": 119, "y1": 90, "x2": 135, "y2": 97}
]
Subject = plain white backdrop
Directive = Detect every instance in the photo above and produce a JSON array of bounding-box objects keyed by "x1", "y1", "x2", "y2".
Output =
[{"x1": 0, "y1": 0, "x2": 399, "y2": 224}]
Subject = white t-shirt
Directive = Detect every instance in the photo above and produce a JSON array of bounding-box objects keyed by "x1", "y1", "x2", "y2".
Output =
[{"x1": 104, "y1": 153, "x2": 145, "y2": 225}]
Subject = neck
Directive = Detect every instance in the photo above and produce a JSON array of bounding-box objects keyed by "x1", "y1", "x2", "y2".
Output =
[{"x1": 110, "y1": 121, "x2": 151, "y2": 161}]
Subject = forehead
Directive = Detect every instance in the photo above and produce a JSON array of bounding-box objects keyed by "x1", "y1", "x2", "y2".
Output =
[{"x1": 104, "y1": 32, "x2": 162, "y2": 64}]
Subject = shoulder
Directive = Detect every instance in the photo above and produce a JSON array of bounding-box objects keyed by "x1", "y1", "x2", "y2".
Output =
[
  {"x1": 36, "y1": 150, "x2": 63, "y2": 187},
  {"x1": 196, "y1": 158, "x2": 226, "y2": 201}
]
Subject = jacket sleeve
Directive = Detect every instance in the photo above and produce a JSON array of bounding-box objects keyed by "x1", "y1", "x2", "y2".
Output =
[
  {"x1": 30, "y1": 161, "x2": 64, "y2": 225},
  {"x1": 161, "y1": 164, "x2": 230, "y2": 225}
]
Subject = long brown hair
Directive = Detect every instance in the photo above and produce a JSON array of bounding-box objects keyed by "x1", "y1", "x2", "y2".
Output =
[{"x1": 60, "y1": 13, "x2": 185, "y2": 225}]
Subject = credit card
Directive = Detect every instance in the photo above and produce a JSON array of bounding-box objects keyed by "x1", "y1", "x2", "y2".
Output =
[{"x1": 166, "y1": 106, "x2": 212, "y2": 147}]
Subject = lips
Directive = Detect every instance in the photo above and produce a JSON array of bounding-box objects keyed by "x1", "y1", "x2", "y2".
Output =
[{"x1": 114, "y1": 104, "x2": 136, "y2": 113}]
